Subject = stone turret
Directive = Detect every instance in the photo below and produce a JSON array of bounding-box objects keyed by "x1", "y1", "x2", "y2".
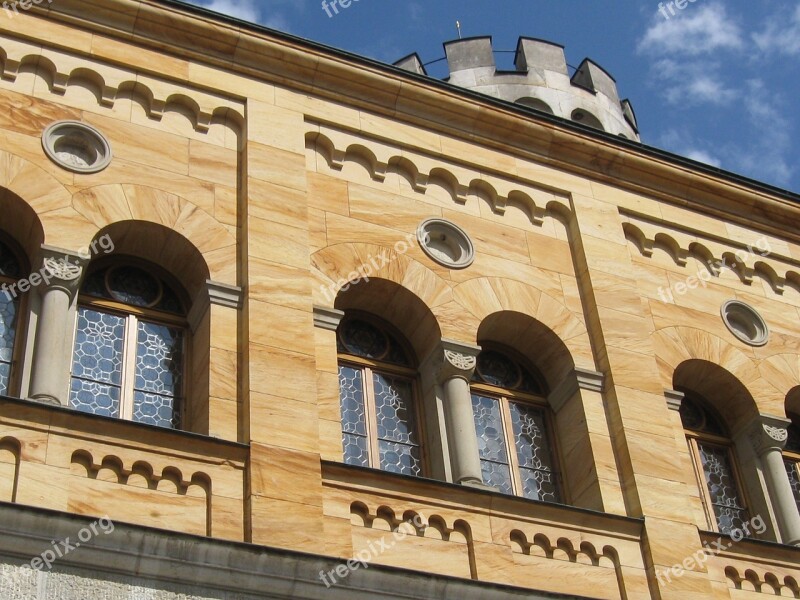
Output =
[{"x1": 395, "y1": 36, "x2": 639, "y2": 140}]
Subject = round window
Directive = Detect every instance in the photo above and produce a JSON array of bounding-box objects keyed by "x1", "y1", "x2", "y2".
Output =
[
  {"x1": 416, "y1": 218, "x2": 475, "y2": 269},
  {"x1": 720, "y1": 300, "x2": 769, "y2": 346},
  {"x1": 42, "y1": 121, "x2": 112, "y2": 173}
]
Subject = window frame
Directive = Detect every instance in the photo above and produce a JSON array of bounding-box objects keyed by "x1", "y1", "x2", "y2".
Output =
[
  {"x1": 0, "y1": 235, "x2": 29, "y2": 398},
  {"x1": 71, "y1": 263, "x2": 189, "y2": 428},
  {"x1": 682, "y1": 415, "x2": 752, "y2": 534},
  {"x1": 783, "y1": 421, "x2": 800, "y2": 514},
  {"x1": 336, "y1": 314, "x2": 427, "y2": 477},
  {"x1": 469, "y1": 349, "x2": 565, "y2": 503}
]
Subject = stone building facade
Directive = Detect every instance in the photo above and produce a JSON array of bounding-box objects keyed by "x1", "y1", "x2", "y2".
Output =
[{"x1": 0, "y1": 1, "x2": 798, "y2": 598}]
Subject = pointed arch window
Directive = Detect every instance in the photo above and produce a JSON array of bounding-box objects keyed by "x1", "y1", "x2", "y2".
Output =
[
  {"x1": 69, "y1": 263, "x2": 186, "y2": 429},
  {"x1": 680, "y1": 395, "x2": 751, "y2": 534},
  {"x1": 470, "y1": 349, "x2": 561, "y2": 502},
  {"x1": 783, "y1": 420, "x2": 800, "y2": 515},
  {"x1": 0, "y1": 239, "x2": 22, "y2": 396},
  {"x1": 337, "y1": 315, "x2": 423, "y2": 476}
]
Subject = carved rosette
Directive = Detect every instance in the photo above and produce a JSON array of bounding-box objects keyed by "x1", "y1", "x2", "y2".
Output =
[
  {"x1": 748, "y1": 419, "x2": 790, "y2": 455},
  {"x1": 429, "y1": 340, "x2": 481, "y2": 383},
  {"x1": 38, "y1": 247, "x2": 88, "y2": 297},
  {"x1": 42, "y1": 257, "x2": 83, "y2": 282}
]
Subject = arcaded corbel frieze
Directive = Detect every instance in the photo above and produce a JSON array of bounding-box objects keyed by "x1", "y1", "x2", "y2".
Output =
[
  {"x1": 313, "y1": 305, "x2": 345, "y2": 331},
  {"x1": 548, "y1": 367, "x2": 605, "y2": 414},
  {"x1": 664, "y1": 389, "x2": 685, "y2": 412}
]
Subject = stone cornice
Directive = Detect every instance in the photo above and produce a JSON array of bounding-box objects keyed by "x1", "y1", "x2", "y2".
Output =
[
  {"x1": 24, "y1": 1, "x2": 800, "y2": 240},
  {"x1": 548, "y1": 368, "x2": 605, "y2": 414},
  {"x1": 312, "y1": 305, "x2": 345, "y2": 331},
  {"x1": 664, "y1": 389, "x2": 685, "y2": 412}
]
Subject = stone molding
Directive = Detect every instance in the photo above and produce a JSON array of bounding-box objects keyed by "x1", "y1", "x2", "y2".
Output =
[
  {"x1": 312, "y1": 305, "x2": 345, "y2": 331},
  {"x1": 207, "y1": 280, "x2": 243, "y2": 309},
  {"x1": 549, "y1": 368, "x2": 605, "y2": 414},
  {"x1": 664, "y1": 389, "x2": 685, "y2": 412}
]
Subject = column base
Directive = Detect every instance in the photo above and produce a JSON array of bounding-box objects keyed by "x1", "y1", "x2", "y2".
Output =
[
  {"x1": 458, "y1": 479, "x2": 498, "y2": 492},
  {"x1": 27, "y1": 394, "x2": 64, "y2": 407}
]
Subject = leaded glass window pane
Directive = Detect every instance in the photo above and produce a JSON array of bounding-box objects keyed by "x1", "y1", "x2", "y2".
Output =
[
  {"x1": 510, "y1": 402, "x2": 560, "y2": 502},
  {"x1": 472, "y1": 394, "x2": 513, "y2": 494},
  {"x1": 785, "y1": 459, "x2": 800, "y2": 515},
  {"x1": 698, "y1": 442, "x2": 749, "y2": 534},
  {"x1": 69, "y1": 308, "x2": 125, "y2": 417},
  {"x1": 0, "y1": 294, "x2": 17, "y2": 396},
  {"x1": 0, "y1": 241, "x2": 20, "y2": 279},
  {"x1": 373, "y1": 372, "x2": 421, "y2": 476},
  {"x1": 339, "y1": 365, "x2": 368, "y2": 467},
  {"x1": 337, "y1": 318, "x2": 410, "y2": 366},
  {"x1": 132, "y1": 320, "x2": 183, "y2": 428}
]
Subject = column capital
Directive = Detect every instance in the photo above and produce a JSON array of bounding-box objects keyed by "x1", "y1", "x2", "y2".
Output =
[
  {"x1": 742, "y1": 414, "x2": 791, "y2": 456},
  {"x1": 312, "y1": 305, "x2": 345, "y2": 331},
  {"x1": 37, "y1": 245, "x2": 88, "y2": 298},
  {"x1": 664, "y1": 389, "x2": 685, "y2": 412},
  {"x1": 422, "y1": 338, "x2": 481, "y2": 384}
]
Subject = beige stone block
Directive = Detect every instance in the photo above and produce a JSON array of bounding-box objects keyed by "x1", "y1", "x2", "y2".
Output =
[
  {"x1": 249, "y1": 177, "x2": 308, "y2": 231},
  {"x1": 209, "y1": 494, "x2": 245, "y2": 541},
  {"x1": 250, "y1": 495, "x2": 324, "y2": 552},
  {"x1": 83, "y1": 113, "x2": 190, "y2": 174},
  {"x1": 602, "y1": 347, "x2": 663, "y2": 395},
  {"x1": 441, "y1": 208, "x2": 530, "y2": 265},
  {"x1": 247, "y1": 99, "x2": 305, "y2": 154},
  {"x1": 275, "y1": 87, "x2": 361, "y2": 131},
  {"x1": 348, "y1": 183, "x2": 441, "y2": 233},
  {"x1": 250, "y1": 444, "x2": 323, "y2": 506},
  {"x1": 189, "y1": 140, "x2": 238, "y2": 187},
  {"x1": 248, "y1": 258, "x2": 314, "y2": 312},
  {"x1": 249, "y1": 299, "x2": 314, "y2": 356},
  {"x1": 250, "y1": 393, "x2": 321, "y2": 455},
  {"x1": 323, "y1": 514, "x2": 354, "y2": 558},
  {"x1": 248, "y1": 344, "x2": 317, "y2": 401},
  {"x1": 207, "y1": 397, "x2": 239, "y2": 442},
  {"x1": 247, "y1": 142, "x2": 306, "y2": 191},
  {"x1": 307, "y1": 172, "x2": 350, "y2": 216},
  {"x1": 526, "y1": 231, "x2": 575, "y2": 275},
  {"x1": 248, "y1": 216, "x2": 309, "y2": 268},
  {"x1": 317, "y1": 371, "x2": 340, "y2": 422},
  {"x1": 309, "y1": 207, "x2": 327, "y2": 253},
  {"x1": 319, "y1": 418, "x2": 344, "y2": 463}
]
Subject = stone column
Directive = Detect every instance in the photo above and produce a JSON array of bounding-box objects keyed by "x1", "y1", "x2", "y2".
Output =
[
  {"x1": 747, "y1": 416, "x2": 800, "y2": 546},
  {"x1": 28, "y1": 247, "x2": 86, "y2": 406},
  {"x1": 421, "y1": 339, "x2": 484, "y2": 487}
]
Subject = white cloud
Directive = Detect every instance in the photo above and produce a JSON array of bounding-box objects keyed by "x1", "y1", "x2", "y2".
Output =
[
  {"x1": 638, "y1": 3, "x2": 743, "y2": 56},
  {"x1": 685, "y1": 149, "x2": 722, "y2": 168},
  {"x1": 197, "y1": 0, "x2": 260, "y2": 23},
  {"x1": 650, "y1": 58, "x2": 737, "y2": 107},
  {"x1": 753, "y1": 5, "x2": 800, "y2": 56}
]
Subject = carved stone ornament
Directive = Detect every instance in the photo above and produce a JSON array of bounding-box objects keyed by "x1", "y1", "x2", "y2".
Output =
[
  {"x1": 765, "y1": 425, "x2": 789, "y2": 443},
  {"x1": 42, "y1": 257, "x2": 82, "y2": 281},
  {"x1": 748, "y1": 421, "x2": 789, "y2": 455},
  {"x1": 444, "y1": 349, "x2": 477, "y2": 372}
]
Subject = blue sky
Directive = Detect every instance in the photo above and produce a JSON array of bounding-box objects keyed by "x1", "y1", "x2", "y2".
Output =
[{"x1": 185, "y1": 0, "x2": 800, "y2": 193}]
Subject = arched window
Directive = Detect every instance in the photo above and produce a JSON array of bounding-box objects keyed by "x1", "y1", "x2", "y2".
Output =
[
  {"x1": 680, "y1": 394, "x2": 751, "y2": 534},
  {"x1": 69, "y1": 262, "x2": 187, "y2": 429},
  {"x1": 337, "y1": 315, "x2": 423, "y2": 476},
  {"x1": 470, "y1": 348, "x2": 561, "y2": 502},
  {"x1": 783, "y1": 419, "x2": 800, "y2": 515},
  {"x1": 0, "y1": 239, "x2": 22, "y2": 396}
]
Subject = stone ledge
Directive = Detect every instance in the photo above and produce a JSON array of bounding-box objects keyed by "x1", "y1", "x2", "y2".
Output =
[{"x1": 0, "y1": 502, "x2": 591, "y2": 600}]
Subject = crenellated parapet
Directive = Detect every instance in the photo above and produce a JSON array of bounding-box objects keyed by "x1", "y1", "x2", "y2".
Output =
[{"x1": 395, "y1": 36, "x2": 639, "y2": 140}]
